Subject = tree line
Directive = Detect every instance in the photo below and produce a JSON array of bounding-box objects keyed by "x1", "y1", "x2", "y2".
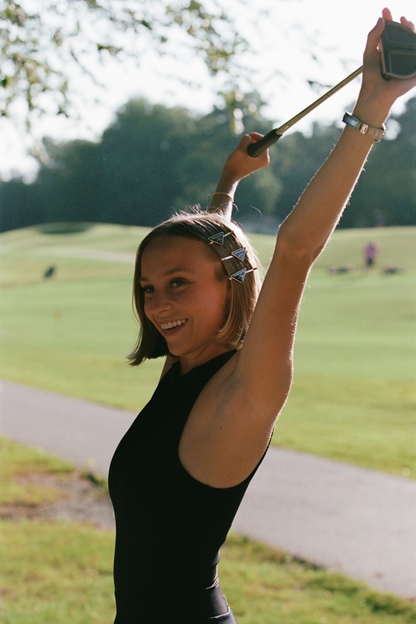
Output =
[{"x1": 1, "y1": 95, "x2": 416, "y2": 233}]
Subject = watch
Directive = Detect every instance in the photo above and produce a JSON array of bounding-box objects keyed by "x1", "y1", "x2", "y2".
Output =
[{"x1": 342, "y1": 112, "x2": 386, "y2": 142}]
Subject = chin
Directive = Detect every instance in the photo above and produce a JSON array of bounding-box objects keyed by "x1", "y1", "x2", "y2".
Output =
[{"x1": 165, "y1": 343, "x2": 185, "y2": 357}]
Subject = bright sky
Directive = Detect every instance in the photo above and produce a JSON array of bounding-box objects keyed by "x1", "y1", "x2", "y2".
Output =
[{"x1": 1, "y1": 0, "x2": 415, "y2": 179}]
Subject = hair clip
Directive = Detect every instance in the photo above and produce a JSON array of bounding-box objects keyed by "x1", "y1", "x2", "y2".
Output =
[
  {"x1": 221, "y1": 247, "x2": 246, "y2": 263},
  {"x1": 208, "y1": 232, "x2": 232, "y2": 245},
  {"x1": 207, "y1": 232, "x2": 256, "y2": 283},
  {"x1": 229, "y1": 267, "x2": 257, "y2": 283}
]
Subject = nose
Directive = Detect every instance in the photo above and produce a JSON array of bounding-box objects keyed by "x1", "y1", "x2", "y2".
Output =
[{"x1": 146, "y1": 290, "x2": 173, "y2": 317}]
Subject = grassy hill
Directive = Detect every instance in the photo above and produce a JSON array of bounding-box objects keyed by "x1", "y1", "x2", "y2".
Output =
[{"x1": 1, "y1": 223, "x2": 415, "y2": 478}]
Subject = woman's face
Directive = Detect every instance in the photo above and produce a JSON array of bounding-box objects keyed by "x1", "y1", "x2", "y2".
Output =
[{"x1": 140, "y1": 236, "x2": 230, "y2": 373}]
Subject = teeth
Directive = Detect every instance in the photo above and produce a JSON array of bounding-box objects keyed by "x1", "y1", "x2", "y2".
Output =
[{"x1": 161, "y1": 319, "x2": 186, "y2": 330}]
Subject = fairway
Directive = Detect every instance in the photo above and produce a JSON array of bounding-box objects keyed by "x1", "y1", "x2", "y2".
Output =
[{"x1": 1, "y1": 223, "x2": 415, "y2": 478}]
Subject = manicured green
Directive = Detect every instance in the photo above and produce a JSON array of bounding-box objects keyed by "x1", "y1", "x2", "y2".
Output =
[{"x1": 1, "y1": 224, "x2": 415, "y2": 477}]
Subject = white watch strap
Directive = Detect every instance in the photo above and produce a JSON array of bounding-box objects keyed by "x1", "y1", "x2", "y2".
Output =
[{"x1": 342, "y1": 112, "x2": 386, "y2": 142}]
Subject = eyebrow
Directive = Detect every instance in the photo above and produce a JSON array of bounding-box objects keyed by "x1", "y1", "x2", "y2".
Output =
[{"x1": 139, "y1": 267, "x2": 194, "y2": 283}]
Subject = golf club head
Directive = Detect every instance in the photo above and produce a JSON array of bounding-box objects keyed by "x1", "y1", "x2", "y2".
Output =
[{"x1": 381, "y1": 20, "x2": 416, "y2": 79}]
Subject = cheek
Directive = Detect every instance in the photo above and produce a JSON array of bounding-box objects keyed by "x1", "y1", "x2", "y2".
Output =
[
  {"x1": 203, "y1": 282, "x2": 230, "y2": 323},
  {"x1": 143, "y1": 296, "x2": 164, "y2": 325}
]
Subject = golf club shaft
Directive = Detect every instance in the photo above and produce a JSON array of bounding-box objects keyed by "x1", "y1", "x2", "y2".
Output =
[{"x1": 247, "y1": 65, "x2": 363, "y2": 157}]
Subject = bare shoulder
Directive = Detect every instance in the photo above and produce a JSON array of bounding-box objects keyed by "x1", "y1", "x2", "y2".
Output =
[{"x1": 178, "y1": 350, "x2": 276, "y2": 488}]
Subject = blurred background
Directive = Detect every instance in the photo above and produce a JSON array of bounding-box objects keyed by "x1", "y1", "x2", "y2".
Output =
[
  {"x1": 1, "y1": 2, "x2": 416, "y2": 621},
  {"x1": 1, "y1": 0, "x2": 416, "y2": 235}
]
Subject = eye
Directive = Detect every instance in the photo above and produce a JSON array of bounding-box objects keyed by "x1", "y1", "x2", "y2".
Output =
[
  {"x1": 171, "y1": 278, "x2": 187, "y2": 289},
  {"x1": 141, "y1": 284, "x2": 154, "y2": 294}
]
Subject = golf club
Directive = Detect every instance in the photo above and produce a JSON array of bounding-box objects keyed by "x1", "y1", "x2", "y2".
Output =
[{"x1": 247, "y1": 20, "x2": 416, "y2": 158}]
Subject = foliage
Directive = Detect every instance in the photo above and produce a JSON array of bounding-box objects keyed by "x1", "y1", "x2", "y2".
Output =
[
  {"x1": 346, "y1": 97, "x2": 416, "y2": 228},
  {"x1": 0, "y1": 0, "x2": 246, "y2": 127},
  {"x1": 0, "y1": 96, "x2": 276, "y2": 230},
  {"x1": 1, "y1": 95, "x2": 416, "y2": 231}
]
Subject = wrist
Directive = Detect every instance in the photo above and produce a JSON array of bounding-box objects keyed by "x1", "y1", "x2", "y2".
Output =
[
  {"x1": 343, "y1": 112, "x2": 386, "y2": 142},
  {"x1": 351, "y1": 106, "x2": 389, "y2": 130},
  {"x1": 215, "y1": 168, "x2": 239, "y2": 198},
  {"x1": 352, "y1": 87, "x2": 392, "y2": 128},
  {"x1": 210, "y1": 192, "x2": 234, "y2": 203}
]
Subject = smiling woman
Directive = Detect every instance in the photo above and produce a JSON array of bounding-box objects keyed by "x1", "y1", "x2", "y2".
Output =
[
  {"x1": 140, "y1": 236, "x2": 230, "y2": 373},
  {"x1": 107, "y1": 10, "x2": 416, "y2": 624},
  {"x1": 128, "y1": 214, "x2": 262, "y2": 373}
]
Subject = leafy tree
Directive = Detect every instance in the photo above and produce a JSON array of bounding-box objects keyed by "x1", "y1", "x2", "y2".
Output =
[
  {"x1": 174, "y1": 92, "x2": 282, "y2": 227},
  {"x1": 1, "y1": 96, "x2": 416, "y2": 233},
  {"x1": 363, "y1": 97, "x2": 416, "y2": 227},
  {"x1": 267, "y1": 100, "x2": 416, "y2": 229},
  {"x1": 332, "y1": 96, "x2": 416, "y2": 228},
  {"x1": 0, "y1": 175, "x2": 39, "y2": 230},
  {"x1": 0, "y1": 0, "x2": 246, "y2": 128},
  {"x1": 10, "y1": 100, "x2": 200, "y2": 228},
  {"x1": 95, "y1": 100, "x2": 199, "y2": 225},
  {"x1": 0, "y1": 96, "x2": 281, "y2": 230}
]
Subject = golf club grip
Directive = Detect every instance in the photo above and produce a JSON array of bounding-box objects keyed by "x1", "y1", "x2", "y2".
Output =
[{"x1": 247, "y1": 131, "x2": 282, "y2": 157}]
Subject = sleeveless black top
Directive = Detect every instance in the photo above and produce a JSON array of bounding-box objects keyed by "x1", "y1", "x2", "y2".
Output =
[{"x1": 108, "y1": 351, "x2": 267, "y2": 622}]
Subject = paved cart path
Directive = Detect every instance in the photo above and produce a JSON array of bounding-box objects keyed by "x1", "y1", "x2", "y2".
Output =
[{"x1": 1, "y1": 379, "x2": 415, "y2": 599}]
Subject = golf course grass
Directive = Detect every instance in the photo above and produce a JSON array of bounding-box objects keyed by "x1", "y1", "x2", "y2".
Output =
[
  {"x1": 0, "y1": 223, "x2": 415, "y2": 477},
  {"x1": 2, "y1": 437, "x2": 416, "y2": 624}
]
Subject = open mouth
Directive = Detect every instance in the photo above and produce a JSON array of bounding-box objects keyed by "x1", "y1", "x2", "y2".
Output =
[{"x1": 160, "y1": 319, "x2": 187, "y2": 331}]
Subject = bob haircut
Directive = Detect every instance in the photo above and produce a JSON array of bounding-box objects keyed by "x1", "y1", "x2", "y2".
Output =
[{"x1": 127, "y1": 208, "x2": 262, "y2": 366}]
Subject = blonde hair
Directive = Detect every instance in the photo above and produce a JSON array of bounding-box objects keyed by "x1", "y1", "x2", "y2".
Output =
[{"x1": 127, "y1": 208, "x2": 262, "y2": 366}]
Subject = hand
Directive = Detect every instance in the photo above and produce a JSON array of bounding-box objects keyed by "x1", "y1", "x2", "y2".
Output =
[
  {"x1": 354, "y1": 8, "x2": 416, "y2": 126},
  {"x1": 223, "y1": 132, "x2": 270, "y2": 184}
]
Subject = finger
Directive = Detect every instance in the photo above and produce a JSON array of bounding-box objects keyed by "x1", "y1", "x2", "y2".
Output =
[
  {"x1": 231, "y1": 133, "x2": 270, "y2": 165},
  {"x1": 248, "y1": 132, "x2": 264, "y2": 142},
  {"x1": 364, "y1": 17, "x2": 384, "y2": 57},
  {"x1": 243, "y1": 134, "x2": 270, "y2": 165},
  {"x1": 400, "y1": 16, "x2": 416, "y2": 33},
  {"x1": 382, "y1": 7, "x2": 393, "y2": 22},
  {"x1": 232, "y1": 134, "x2": 253, "y2": 153},
  {"x1": 237, "y1": 133, "x2": 265, "y2": 151}
]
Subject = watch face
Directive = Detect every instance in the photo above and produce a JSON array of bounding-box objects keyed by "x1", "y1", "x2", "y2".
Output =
[
  {"x1": 381, "y1": 21, "x2": 416, "y2": 79},
  {"x1": 343, "y1": 113, "x2": 359, "y2": 129}
]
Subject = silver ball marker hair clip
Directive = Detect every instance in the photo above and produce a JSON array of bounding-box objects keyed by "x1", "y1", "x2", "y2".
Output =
[
  {"x1": 227, "y1": 267, "x2": 257, "y2": 283},
  {"x1": 208, "y1": 232, "x2": 232, "y2": 245},
  {"x1": 221, "y1": 247, "x2": 246, "y2": 262},
  {"x1": 207, "y1": 232, "x2": 257, "y2": 283}
]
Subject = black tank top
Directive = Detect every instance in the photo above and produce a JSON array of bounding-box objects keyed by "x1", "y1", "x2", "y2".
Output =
[{"x1": 109, "y1": 351, "x2": 267, "y2": 622}]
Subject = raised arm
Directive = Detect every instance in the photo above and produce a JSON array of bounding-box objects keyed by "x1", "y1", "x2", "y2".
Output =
[
  {"x1": 276, "y1": 9, "x2": 416, "y2": 261},
  {"x1": 206, "y1": 132, "x2": 270, "y2": 220},
  {"x1": 237, "y1": 10, "x2": 416, "y2": 398},
  {"x1": 181, "y1": 10, "x2": 416, "y2": 488}
]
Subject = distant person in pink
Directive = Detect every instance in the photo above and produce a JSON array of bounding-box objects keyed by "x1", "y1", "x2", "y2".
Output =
[{"x1": 364, "y1": 241, "x2": 379, "y2": 271}]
